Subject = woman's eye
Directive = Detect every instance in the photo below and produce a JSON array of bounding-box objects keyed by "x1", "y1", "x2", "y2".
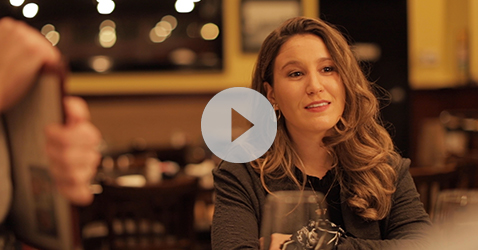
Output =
[
  {"x1": 322, "y1": 66, "x2": 335, "y2": 73},
  {"x1": 288, "y1": 71, "x2": 303, "y2": 77}
]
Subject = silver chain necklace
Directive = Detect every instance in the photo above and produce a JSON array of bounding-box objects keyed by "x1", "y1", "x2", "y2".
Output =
[{"x1": 307, "y1": 178, "x2": 336, "y2": 217}]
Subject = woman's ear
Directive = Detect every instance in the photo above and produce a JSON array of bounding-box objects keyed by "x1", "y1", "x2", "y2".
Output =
[{"x1": 263, "y1": 82, "x2": 276, "y2": 106}]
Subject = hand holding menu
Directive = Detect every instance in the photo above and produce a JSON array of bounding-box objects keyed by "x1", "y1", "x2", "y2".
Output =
[{"x1": 3, "y1": 69, "x2": 80, "y2": 250}]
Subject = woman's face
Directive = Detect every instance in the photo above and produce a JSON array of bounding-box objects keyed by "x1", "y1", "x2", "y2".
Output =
[{"x1": 265, "y1": 34, "x2": 346, "y2": 139}]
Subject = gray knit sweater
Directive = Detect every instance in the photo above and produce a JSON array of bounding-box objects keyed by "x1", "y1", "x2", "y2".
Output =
[{"x1": 212, "y1": 158, "x2": 432, "y2": 249}]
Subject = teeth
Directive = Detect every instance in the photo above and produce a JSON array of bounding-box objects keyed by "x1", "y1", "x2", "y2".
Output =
[{"x1": 307, "y1": 102, "x2": 328, "y2": 109}]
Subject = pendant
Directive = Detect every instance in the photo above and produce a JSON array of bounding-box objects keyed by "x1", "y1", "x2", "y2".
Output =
[{"x1": 315, "y1": 207, "x2": 327, "y2": 216}]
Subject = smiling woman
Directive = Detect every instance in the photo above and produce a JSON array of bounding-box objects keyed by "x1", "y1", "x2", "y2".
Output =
[
  {"x1": 212, "y1": 16, "x2": 432, "y2": 250},
  {"x1": 0, "y1": 0, "x2": 223, "y2": 72},
  {"x1": 264, "y1": 34, "x2": 346, "y2": 153}
]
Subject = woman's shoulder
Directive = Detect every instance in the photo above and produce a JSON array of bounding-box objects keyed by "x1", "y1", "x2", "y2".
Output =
[
  {"x1": 395, "y1": 157, "x2": 411, "y2": 173},
  {"x1": 212, "y1": 160, "x2": 267, "y2": 204},
  {"x1": 213, "y1": 160, "x2": 259, "y2": 181},
  {"x1": 214, "y1": 160, "x2": 248, "y2": 173},
  {"x1": 392, "y1": 157, "x2": 412, "y2": 182}
]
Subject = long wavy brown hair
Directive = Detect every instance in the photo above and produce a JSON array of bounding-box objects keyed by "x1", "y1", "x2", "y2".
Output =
[{"x1": 250, "y1": 16, "x2": 400, "y2": 221}]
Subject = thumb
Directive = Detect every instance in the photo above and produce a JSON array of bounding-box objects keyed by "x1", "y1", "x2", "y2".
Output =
[{"x1": 63, "y1": 96, "x2": 90, "y2": 125}]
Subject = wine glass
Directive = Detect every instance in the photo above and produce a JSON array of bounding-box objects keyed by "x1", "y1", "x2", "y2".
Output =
[
  {"x1": 431, "y1": 189, "x2": 478, "y2": 249},
  {"x1": 260, "y1": 190, "x2": 332, "y2": 250},
  {"x1": 433, "y1": 189, "x2": 478, "y2": 227}
]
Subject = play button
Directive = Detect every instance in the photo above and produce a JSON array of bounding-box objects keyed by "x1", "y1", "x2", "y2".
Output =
[
  {"x1": 231, "y1": 108, "x2": 254, "y2": 142},
  {"x1": 201, "y1": 87, "x2": 277, "y2": 163}
]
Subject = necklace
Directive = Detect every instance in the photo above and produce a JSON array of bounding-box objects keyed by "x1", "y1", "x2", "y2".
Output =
[{"x1": 307, "y1": 178, "x2": 335, "y2": 217}]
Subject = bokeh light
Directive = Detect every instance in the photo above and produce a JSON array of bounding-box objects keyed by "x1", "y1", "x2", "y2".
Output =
[
  {"x1": 157, "y1": 21, "x2": 173, "y2": 32},
  {"x1": 149, "y1": 27, "x2": 167, "y2": 43},
  {"x1": 97, "y1": 0, "x2": 115, "y2": 15},
  {"x1": 89, "y1": 56, "x2": 113, "y2": 72},
  {"x1": 200, "y1": 23, "x2": 219, "y2": 40},
  {"x1": 99, "y1": 26, "x2": 116, "y2": 48},
  {"x1": 149, "y1": 18, "x2": 177, "y2": 43},
  {"x1": 41, "y1": 24, "x2": 60, "y2": 46},
  {"x1": 41, "y1": 24, "x2": 55, "y2": 36},
  {"x1": 9, "y1": 0, "x2": 24, "y2": 7},
  {"x1": 100, "y1": 19, "x2": 116, "y2": 29},
  {"x1": 22, "y1": 3, "x2": 38, "y2": 18},
  {"x1": 175, "y1": 0, "x2": 200, "y2": 13},
  {"x1": 98, "y1": 20, "x2": 117, "y2": 48},
  {"x1": 162, "y1": 15, "x2": 178, "y2": 30},
  {"x1": 169, "y1": 48, "x2": 197, "y2": 65},
  {"x1": 46, "y1": 31, "x2": 60, "y2": 46},
  {"x1": 149, "y1": 27, "x2": 168, "y2": 43}
]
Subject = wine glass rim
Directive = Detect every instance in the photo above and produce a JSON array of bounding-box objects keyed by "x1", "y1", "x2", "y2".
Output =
[
  {"x1": 266, "y1": 190, "x2": 324, "y2": 203},
  {"x1": 437, "y1": 189, "x2": 478, "y2": 202}
]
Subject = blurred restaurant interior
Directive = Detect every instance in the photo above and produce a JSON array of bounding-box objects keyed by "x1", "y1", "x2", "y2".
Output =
[{"x1": 2, "y1": 0, "x2": 478, "y2": 249}]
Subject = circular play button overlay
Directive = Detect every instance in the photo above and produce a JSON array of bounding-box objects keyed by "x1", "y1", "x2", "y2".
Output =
[{"x1": 201, "y1": 87, "x2": 277, "y2": 163}]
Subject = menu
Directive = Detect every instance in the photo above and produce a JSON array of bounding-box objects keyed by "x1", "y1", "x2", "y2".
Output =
[{"x1": 3, "y1": 69, "x2": 80, "y2": 250}]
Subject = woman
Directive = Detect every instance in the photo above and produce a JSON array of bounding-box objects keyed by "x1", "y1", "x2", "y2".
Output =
[{"x1": 212, "y1": 17, "x2": 431, "y2": 249}]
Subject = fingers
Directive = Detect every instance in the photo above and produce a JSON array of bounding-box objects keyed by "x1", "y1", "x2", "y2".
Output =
[
  {"x1": 269, "y1": 233, "x2": 292, "y2": 250},
  {"x1": 45, "y1": 133, "x2": 101, "y2": 175},
  {"x1": 48, "y1": 151, "x2": 99, "y2": 186},
  {"x1": 45, "y1": 122, "x2": 101, "y2": 150},
  {"x1": 44, "y1": 99, "x2": 102, "y2": 205},
  {"x1": 55, "y1": 183, "x2": 96, "y2": 206},
  {"x1": 63, "y1": 96, "x2": 91, "y2": 125}
]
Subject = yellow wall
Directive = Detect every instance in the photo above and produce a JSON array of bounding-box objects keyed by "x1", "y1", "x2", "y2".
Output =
[
  {"x1": 470, "y1": 0, "x2": 478, "y2": 82},
  {"x1": 67, "y1": 0, "x2": 318, "y2": 95},
  {"x1": 408, "y1": 0, "x2": 474, "y2": 89}
]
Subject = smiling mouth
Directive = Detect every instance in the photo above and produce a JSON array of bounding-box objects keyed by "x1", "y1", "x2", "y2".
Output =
[{"x1": 305, "y1": 102, "x2": 330, "y2": 109}]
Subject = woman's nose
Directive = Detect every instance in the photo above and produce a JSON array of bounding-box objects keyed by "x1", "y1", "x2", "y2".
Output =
[{"x1": 306, "y1": 72, "x2": 324, "y2": 95}]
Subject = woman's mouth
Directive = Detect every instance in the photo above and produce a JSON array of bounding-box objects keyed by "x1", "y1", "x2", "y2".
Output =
[{"x1": 305, "y1": 102, "x2": 330, "y2": 109}]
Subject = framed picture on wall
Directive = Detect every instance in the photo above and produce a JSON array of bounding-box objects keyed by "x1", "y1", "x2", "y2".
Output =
[{"x1": 241, "y1": 0, "x2": 302, "y2": 53}]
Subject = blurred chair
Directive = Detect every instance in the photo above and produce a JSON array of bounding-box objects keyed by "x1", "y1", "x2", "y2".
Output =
[
  {"x1": 410, "y1": 164, "x2": 459, "y2": 216},
  {"x1": 454, "y1": 157, "x2": 478, "y2": 189},
  {"x1": 78, "y1": 191, "x2": 110, "y2": 249},
  {"x1": 101, "y1": 175, "x2": 199, "y2": 250},
  {"x1": 411, "y1": 108, "x2": 478, "y2": 216}
]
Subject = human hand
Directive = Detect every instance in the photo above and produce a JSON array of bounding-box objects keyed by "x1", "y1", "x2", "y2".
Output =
[
  {"x1": 45, "y1": 96, "x2": 102, "y2": 206},
  {"x1": 260, "y1": 233, "x2": 293, "y2": 250},
  {"x1": 0, "y1": 17, "x2": 61, "y2": 111}
]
